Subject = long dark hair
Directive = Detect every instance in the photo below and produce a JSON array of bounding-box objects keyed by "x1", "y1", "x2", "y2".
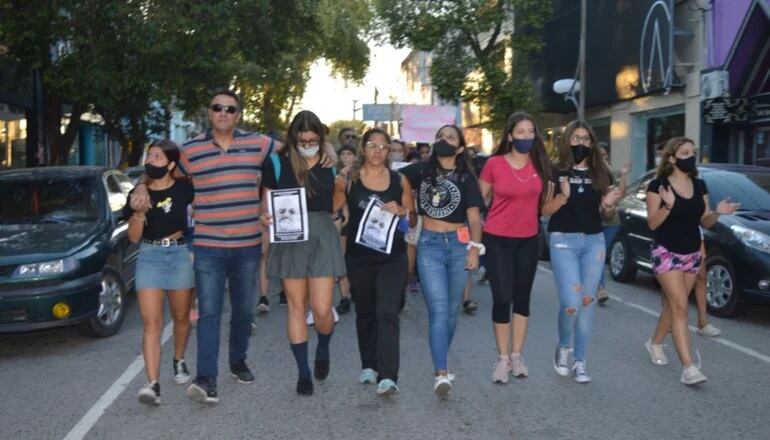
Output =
[
  {"x1": 557, "y1": 120, "x2": 611, "y2": 194},
  {"x1": 494, "y1": 112, "x2": 553, "y2": 205},
  {"x1": 283, "y1": 110, "x2": 327, "y2": 196},
  {"x1": 428, "y1": 125, "x2": 474, "y2": 185},
  {"x1": 656, "y1": 136, "x2": 698, "y2": 179},
  {"x1": 351, "y1": 128, "x2": 391, "y2": 183}
]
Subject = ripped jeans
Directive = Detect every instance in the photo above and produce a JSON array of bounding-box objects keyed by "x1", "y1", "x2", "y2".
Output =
[{"x1": 549, "y1": 232, "x2": 605, "y2": 362}]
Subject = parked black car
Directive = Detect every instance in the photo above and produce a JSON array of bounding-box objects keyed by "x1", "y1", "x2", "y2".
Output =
[
  {"x1": 609, "y1": 164, "x2": 770, "y2": 317},
  {"x1": 0, "y1": 167, "x2": 138, "y2": 336}
]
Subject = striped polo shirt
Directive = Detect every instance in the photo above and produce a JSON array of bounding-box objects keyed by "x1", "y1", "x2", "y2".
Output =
[{"x1": 178, "y1": 129, "x2": 276, "y2": 248}]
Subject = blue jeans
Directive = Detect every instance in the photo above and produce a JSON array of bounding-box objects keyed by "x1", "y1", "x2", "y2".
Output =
[
  {"x1": 193, "y1": 245, "x2": 260, "y2": 380},
  {"x1": 549, "y1": 232, "x2": 605, "y2": 362},
  {"x1": 599, "y1": 225, "x2": 621, "y2": 288},
  {"x1": 417, "y1": 230, "x2": 468, "y2": 371}
]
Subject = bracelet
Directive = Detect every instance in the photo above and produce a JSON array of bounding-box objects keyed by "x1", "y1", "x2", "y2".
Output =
[
  {"x1": 601, "y1": 201, "x2": 616, "y2": 211},
  {"x1": 467, "y1": 241, "x2": 486, "y2": 255}
]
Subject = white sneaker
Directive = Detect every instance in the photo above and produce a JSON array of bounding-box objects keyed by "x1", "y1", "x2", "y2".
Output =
[
  {"x1": 510, "y1": 353, "x2": 529, "y2": 377},
  {"x1": 554, "y1": 344, "x2": 570, "y2": 377},
  {"x1": 645, "y1": 339, "x2": 669, "y2": 366},
  {"x1": 572, "y1": 361, "x2": 591, "y2": 383},
  {"x1": 433, "y1": 374, "x2": 452, "y2": 397},
  {"x1": 173, "y1": 359, "x2": 191, "y2": 385},
  {"x1": 359, "y1": 368, "x2": 377, "y2": 384},
  {"x1": 680, "y1": 365, "x2": 707, "y2": 386},
  {"x1": 138, "y1": 382, "x2": 160, "y2": 405},
  {"x1": 491, "y1": 358, "x2": 510, "y2": 384},
  {"x1": 306, "y1": 308, "x2": 340, "y2": 326},
  {"x1": 697, "y1": 324, "x2": 722, "y2": 337}
]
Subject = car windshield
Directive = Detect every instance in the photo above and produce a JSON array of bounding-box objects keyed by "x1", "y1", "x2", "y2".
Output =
[
  {"x1": 0, "y1": 176, "x2": 101, "y2": 224},
  {"x1": 704, "y1": 170, "x2": 770, "y2": 212}
]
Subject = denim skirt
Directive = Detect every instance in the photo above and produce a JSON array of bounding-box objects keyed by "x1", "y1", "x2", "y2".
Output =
[{"x1": 135, "y1": 242, "x2": 194, "y2": 290}]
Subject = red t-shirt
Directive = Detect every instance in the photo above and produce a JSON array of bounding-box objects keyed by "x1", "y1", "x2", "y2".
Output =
[{"x1": 479, "y1": 155, "x2": 543, "y2": 238}]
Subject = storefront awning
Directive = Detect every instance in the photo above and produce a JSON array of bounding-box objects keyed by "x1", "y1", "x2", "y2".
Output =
[{"x1": 724, "y1": 0, "x2": 770, "y2": 97}]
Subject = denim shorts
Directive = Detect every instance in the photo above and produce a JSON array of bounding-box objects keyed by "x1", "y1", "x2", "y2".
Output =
[{"x1": 135, "y1": 242, "x2": 194, "y2": 290}]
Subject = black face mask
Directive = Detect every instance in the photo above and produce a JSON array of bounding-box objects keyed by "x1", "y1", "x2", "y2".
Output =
[
  {"x1": 145, "y1": 163, "x2": 170, "y2": 179},
  {"x1": 675, "y1": 156, "x2": 697, "y2": 174},
  {"x1": 571, "y1": 144, "x2": 590, "y2": 165},
  {"x1": 433, "y1": 139, "x2": 457, "y2": 158}
]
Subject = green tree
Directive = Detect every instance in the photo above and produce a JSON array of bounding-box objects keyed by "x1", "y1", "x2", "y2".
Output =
[{"x1": 374, "y1": 0, "x2": 551, "y2": 130}]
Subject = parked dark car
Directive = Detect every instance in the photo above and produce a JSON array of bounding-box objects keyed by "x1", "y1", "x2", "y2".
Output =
[
  {"x1": 0, "y1": 167, "x2": 138, "y2": 336},
  {"x1": 609, "y1": 164, "x2": 770, "y2": 317}
]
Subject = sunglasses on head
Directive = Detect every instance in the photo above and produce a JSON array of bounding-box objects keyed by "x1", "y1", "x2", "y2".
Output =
[{"x1": 209, "y1": 104, "x2": 238, "y2": 114}]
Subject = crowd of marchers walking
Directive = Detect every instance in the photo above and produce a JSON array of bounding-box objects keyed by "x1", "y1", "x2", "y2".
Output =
[{"x1": 126, "y1": 89, "x2": 739, "y2": 406}]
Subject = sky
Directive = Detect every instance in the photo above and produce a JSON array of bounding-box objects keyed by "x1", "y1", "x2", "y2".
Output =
[{"x1": 299, "y1": 42, "x2": 412, "y2": 124}]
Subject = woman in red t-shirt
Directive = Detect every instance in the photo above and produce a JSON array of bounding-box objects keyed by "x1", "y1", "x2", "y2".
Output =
[{"x1": 478, "y1": 112, "x2": 553, "y2": 384}]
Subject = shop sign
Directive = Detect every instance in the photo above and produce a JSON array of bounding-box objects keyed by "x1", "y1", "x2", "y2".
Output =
[{"x1": 702, "y1": 97, "x2": 750, "y2": 124}]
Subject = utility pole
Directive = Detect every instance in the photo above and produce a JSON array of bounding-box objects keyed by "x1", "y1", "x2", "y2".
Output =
[
  {"x1": 578, "y1": 0, "x2": 587, "y2": 121},
  {"x1": 352, "y1": 99, "x2": 359, "y2": 121}
]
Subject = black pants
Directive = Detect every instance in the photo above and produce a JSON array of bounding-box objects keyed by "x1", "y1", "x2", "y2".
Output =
[
  {"x1": 483, "y1": 233, "x2": 539, "y2": 323},
  {"x1": 346, "y1": 253, "x2": 408, "y2": 382}
]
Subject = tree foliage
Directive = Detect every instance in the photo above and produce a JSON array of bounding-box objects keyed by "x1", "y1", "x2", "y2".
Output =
[
  {"x1": 374, "y1": 0, "x2": 551, "y2": 130},
  {"x1": 0, "y1": 0, "x2": 371, "y2": 165}
]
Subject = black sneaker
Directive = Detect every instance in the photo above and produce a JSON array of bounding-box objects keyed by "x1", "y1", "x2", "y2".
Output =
[
  {"x1": 463, "y1": 300, "x2": 478, "y2": 314},
  {"x1": 138, "y1": 381, "x2": 160, "y2": 405},
  {"x1": 230, "y1": 360, "x2": 255, "y2": 384},
  {"x1": 279, "y1": 291, "x2": 288, "y2": 307},
  {"x1": 296, "y1": 377, "x2": 314, "y2": 395},
  {"x1": 173, "y1": 358, "x2": 191, "y2": 384},
  {"x1": 257, "y1": 296, "x2": 270, "y2": 314},
  {"x1": 336, "y1": 297, "x2": 351, "y2": 315},
  {"x1": 186, "y1": 377, "x2": 218, "y2": 404},
  {"x1": 314, "y1": 359, "x2": 330, "y2": 381}
]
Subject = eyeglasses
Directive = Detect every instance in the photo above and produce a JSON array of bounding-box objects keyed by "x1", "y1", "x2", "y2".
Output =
[
  {"x1": 570, "y1": 135, "x2": 592, "y2": 144},
  {"x1": 297, "y1": 139, "x2": 320, "y2": 148},
  {"x1": 209, "y1": 104, "x2": 239, "y2": 114},
  {"x1": 365, "y1": 142, "x2": 390, "y2": 151}
]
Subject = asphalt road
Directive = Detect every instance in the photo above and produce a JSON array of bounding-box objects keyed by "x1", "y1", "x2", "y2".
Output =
[{"x1": 1, "y1": 263, "x2": 769, "y2": 440}]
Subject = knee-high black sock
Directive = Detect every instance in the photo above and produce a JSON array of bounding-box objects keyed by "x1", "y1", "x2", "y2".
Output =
[
  {"x1": 315, "y1": 331, "x2": 333, "y2": 361},
  {"x1": 290, "y1": 341, "x2": 311, "y2": 379}
]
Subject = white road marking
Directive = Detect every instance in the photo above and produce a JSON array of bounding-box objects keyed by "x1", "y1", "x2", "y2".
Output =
[
  {"x1": 537, "y1": 264, "x2": 770, "y2": 365},
  {"x1": 62, "y1": 321, "x2": 174, "y2": 440}
]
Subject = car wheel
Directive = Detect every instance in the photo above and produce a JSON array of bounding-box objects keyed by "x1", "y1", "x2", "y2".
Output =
[
  {"x1": 78, "y1": 269, "x2": 127, "y2": 337},
  {"x1": 609, "y1": 235, "x2": 637, "y2": 283},
  {"x1": 705, "y1": 254, "x2": 742, "y2": 317}
]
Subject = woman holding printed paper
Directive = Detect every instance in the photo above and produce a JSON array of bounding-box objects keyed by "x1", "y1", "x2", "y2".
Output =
[
  {"x1": 260, "y1": 110, "x2": 346, "y2": 396},
  {"x1": 400, "y1": 125, "x2": 484, "y2": 398},
  {"x1": 342, "y1": 128, "x2": 415, "y2": 396}
]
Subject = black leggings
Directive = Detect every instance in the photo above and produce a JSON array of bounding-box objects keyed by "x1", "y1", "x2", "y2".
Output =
[
  {"x1": 346, "y1": 253, "x2": 408, "y2": 382},
  {"x1": 483, "y1": 233, "x2": 539, "y2": 323}
]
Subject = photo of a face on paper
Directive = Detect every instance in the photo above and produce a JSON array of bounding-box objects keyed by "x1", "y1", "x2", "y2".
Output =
[
  {"x1": 362, "y1": 210, "x2": 388, "y2": 249},
  {"x1": 273, "y1": 195, "x2": 302, "y2": 232}
]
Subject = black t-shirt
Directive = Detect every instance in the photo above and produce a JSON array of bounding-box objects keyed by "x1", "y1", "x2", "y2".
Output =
[
  {"x1": 400, "y1": 162, "x2": 484, "y2": 224},
  {"x1": 346, "y1": 170, "x2": 406, "y2": 259},
  {"x1": 261, "y1": 154, "x2": 335, "y2": 213},
  {"x1": 548, "y1": 168, "x2": 605, "y2": 234},
  {"x1": 646, "y1": 177, "x2": 708, "y2": 254},
  {"x1": 124, "y1": 180, "x2": 194, "y2": 241}
]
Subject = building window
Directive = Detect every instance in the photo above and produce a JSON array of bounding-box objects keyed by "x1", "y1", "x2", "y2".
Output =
[{"x1": 0, "y1": 106, "x2": 28, "y2": 169}]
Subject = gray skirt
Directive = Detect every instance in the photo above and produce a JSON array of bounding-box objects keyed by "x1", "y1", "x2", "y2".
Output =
[{"x1": 267, "y1": 211, "x2": 346, "y2": 279}]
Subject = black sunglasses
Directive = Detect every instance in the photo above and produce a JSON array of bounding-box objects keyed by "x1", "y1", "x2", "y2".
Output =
[{"x1": 209, "y1": 104, "x2": 238, "y2": 114}]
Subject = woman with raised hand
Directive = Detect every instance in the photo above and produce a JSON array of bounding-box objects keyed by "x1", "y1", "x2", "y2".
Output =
[
  {"x1": 260, "y1": 110, "x2": 347, "y2": 396},
  {"x1": 342, "y1": 128, "x2": 414, "y2": 396},
  {"x1": 478, "y1": 112, "x2": 552, "y2": 384},
  {"x1": 400, "y1": 124, "x2": 484, "y2": 397},
  {"x1": 644, "y1": 137, "x2": 738, "y2": 386},
  {"x1": 541, "y1": 120, "x2": 622, "y2": 384}
]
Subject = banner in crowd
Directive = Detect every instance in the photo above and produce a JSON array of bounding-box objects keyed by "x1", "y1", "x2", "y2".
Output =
[{"x1": 399, "y1": 105, "x2": 458, "y2": 143}]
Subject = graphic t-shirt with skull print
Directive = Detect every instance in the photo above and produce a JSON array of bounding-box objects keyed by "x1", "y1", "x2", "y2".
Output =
[{"x1": 399, "y1": 162, "x2": 484, "y2": 224}]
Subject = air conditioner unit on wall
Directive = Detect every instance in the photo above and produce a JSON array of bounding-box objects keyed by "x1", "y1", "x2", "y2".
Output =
[{"x1": 701, "y1": 70, "x2": 729, "y2": 100}]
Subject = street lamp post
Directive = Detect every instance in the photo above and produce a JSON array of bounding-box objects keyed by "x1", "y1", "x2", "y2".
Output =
[{"x1": 553, "y1": 0, "x2": 587, "y2": 121}]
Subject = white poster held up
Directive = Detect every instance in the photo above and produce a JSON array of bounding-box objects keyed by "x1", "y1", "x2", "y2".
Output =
[
  {"x1": 355, "y1": 198, "x2": 399, "y2": 254},
  {"x1": 267, "y1": 188, "x2": 309, "y2": 243}
]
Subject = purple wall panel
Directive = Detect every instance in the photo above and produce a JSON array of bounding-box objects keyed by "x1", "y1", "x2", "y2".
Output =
[{"x1": 712, "y1": 0, "x2": 753, "y2": 68}]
